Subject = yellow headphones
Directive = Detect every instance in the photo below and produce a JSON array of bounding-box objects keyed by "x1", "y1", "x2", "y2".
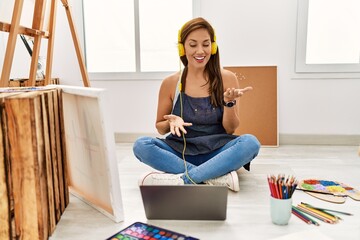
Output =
[{"x1": 178, "y1": 29, "x2": 218, "y2": 57}]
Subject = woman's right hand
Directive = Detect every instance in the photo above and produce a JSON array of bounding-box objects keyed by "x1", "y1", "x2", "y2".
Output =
[{"x1": 163, "y1": 114, "x2": 192, "y2": 137}]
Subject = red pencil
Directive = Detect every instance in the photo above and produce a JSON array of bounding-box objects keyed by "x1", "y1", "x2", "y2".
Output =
[
  {"x1": 270, "y1": 175, "x2": 279, "y2": 198},
  {"x1": 293, "y1": 206, "x2": 320, "y2": 226},
  {"x1": 292, "y1": 209, "x2": 312, "y2": 225},
  {"x1": 278, "y1": 179, "x2": 283, "y2": 199},
  {"x1": 267, "y1": 176, "x2": 274, "y2": 197}
]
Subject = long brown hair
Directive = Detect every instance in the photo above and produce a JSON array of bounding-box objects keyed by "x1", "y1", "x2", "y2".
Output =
[{"x1": 178, "y1": 17, "x2": 223, "y2": 107}]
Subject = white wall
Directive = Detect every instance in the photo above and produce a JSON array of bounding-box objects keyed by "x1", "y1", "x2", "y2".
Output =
[
  {"x1": 2, "y1": 0, "x2": 360, "y2": 141},
  {"x1": 200, "y1": 0, "x2": 360, "y2": 137}
]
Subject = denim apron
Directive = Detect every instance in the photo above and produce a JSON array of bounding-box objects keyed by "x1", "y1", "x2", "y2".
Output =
[{"x1": 163, "y1": 91, "x2": 237, "y2": 156}]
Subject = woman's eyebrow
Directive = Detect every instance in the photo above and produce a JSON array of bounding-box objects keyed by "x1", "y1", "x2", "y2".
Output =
[{"x1": 188, "y1": 39, "x2": 211, "y2": 43}]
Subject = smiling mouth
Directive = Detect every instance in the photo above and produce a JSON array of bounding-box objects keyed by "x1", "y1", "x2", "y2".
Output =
[{"x1": 194, "y1": 56, "x2": 205, "y2": 61}]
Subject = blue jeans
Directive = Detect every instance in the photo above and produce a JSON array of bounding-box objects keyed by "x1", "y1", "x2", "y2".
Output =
[{"x1": 133, "y1": 134, "x2": 260, "y2": 184}]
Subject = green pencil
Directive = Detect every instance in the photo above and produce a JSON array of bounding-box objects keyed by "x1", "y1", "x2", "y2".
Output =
[{"x1": 301, "y1": 202, "x2": 353, "y2": 216}]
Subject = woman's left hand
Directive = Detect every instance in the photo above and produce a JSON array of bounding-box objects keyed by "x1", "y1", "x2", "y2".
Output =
[
  {"x1": 223, "y1": 86, "x2": 253, "y2": 101},
  {"x1": 163, "y1": 114, "x2": 192, "y2": 137}
]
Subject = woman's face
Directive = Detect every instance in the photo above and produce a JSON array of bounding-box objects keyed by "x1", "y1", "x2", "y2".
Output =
[{"x1": 184, "y1": 28, "x2": 212, "y2": 69}]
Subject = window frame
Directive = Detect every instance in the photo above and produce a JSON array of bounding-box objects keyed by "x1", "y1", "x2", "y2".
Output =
[
  {"x1": 295, "y1": 0, "x2": 360, "y2": 73},
  {"x1": 76, "y1": 0, "x2": 200, "y2": 81}
]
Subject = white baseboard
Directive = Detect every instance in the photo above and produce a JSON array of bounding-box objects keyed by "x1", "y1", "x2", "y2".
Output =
[
  {"x1": 115, "y1": 133, "x2": 360, "y2": 146},
  {"x1": 279, "y1": 134, "x2": 360, "y2": 146}
]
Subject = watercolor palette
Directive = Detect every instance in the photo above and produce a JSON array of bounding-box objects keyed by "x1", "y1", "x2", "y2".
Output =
[
  {"x1": 297, "y1": 179, "x2": 360, "y2": 203},
  {"x1": 106, "y1": 222, "x2": 199, "y2": 240}
]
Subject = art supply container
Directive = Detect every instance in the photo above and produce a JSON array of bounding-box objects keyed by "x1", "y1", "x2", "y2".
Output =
[{"x1": 270, "y1": 196, "x2": 292, "y2": 225}]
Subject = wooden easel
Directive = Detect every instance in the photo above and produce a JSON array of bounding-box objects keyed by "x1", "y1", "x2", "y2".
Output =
[{"x1": 0, "y1": 0, "x2": 90, "y2": 87}]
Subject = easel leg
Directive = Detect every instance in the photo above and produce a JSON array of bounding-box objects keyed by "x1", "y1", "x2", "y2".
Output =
[
  {"x1": 0, "y1": 0, "x2": 91, "y2": 88},
  {"x1": 45, "y1": 0, "x2": 58, "y2": 86},
  {"x1": 28, "y1": 0, "x2": 48, "y2": 86},
  {"x1": 0, "y1": 0, "x2": 25, "y2": 87},
  {"x1": 61, "y1": 0, "x2": 91, "y2": 87}
]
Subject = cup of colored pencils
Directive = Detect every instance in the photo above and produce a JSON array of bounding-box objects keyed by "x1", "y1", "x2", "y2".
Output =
[
  {"x1": 267, "y1": 174, "x2": 298, "y2": 225},
  {"x1": 267, "y1": 174, "x2": 297, "y2": 199}
]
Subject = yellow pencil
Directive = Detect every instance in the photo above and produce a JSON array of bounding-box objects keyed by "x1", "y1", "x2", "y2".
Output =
[
  {"x1": 298, "y1": 204, "x2": 338, "y2": 223},
  {"x1": 301, "y1": 202, "x2": 346, "y2": 220}
]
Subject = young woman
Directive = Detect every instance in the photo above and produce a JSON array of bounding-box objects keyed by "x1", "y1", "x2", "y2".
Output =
[{"x1": 133, "y1": 17, "x2": 260, "y2": 192}]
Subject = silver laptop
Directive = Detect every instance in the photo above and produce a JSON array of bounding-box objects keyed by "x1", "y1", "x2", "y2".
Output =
[{"x1": 139, "y1": 185, "x2": 228, "y2": 220}]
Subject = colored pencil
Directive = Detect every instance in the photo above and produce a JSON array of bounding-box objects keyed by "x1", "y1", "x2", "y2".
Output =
[
  {"x1": 267, "y1": 175, "x2": 277, "y2": 198},
  {"x1": 267, "y1": 174, "x2": 297, "y2": 199},
  {"x1": 300, "y1": 203, "x2": 342, "y2": 220},
  {"x1": 296, "y1": 204, "x2": 335, "y2": 224},
  {"x1": 292, "y1": 210, "x2": 312, "y2": 224},
  {"x1": 292, "y1": 207, "x2": 312, "y2": 225},
  {"x1": 292, "y1": 206, "x2": 319, "y2": 226},
  {"x1": 301, "y1": 202, "x2": 352, "y2": 216},
  {"x1": 299, "y1": 203, "x2": 338, "y2": 223},
  {"x1": 278, "y1": 180, "x2": 283, "y2": 199}
]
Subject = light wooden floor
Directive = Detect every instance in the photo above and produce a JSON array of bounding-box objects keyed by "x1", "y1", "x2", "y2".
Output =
[{"x1": 50, "y1": 144, "x2": 360, "y2": 240}]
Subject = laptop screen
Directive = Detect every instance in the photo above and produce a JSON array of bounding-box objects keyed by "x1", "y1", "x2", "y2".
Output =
[{"x1": 139, "y1": 185, "x2": 228, "y2": 220}]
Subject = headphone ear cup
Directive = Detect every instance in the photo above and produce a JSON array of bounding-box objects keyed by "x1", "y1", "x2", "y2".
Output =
[
  {"x1": 211, "y1": 42, "x2": 218, "y2": 55},
  {"x1": 178, "y1": 43, "x2": 185, "y2": 57}
]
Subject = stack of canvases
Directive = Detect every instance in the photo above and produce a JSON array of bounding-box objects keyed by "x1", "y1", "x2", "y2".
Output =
[
  {"x1": 8, "y1": 78, "x2": 60, "y2": 88},
  {"x1": 0, "y1": 87, "x2": 69, "y2": 239}
]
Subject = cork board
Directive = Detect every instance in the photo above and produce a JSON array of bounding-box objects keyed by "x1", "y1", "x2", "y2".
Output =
[{"x1": 224, "y1": 66, "x2": 278, "y2": 146}]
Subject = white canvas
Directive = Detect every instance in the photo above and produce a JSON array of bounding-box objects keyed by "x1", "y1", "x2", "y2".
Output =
[{"x1": 50, "y1": 85, "x2": 124, "y2": 223}]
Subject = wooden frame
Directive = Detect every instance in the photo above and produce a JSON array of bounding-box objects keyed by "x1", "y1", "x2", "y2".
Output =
[{"x1": 56, "y1": 85, "x2": 124, "y2": 222}]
